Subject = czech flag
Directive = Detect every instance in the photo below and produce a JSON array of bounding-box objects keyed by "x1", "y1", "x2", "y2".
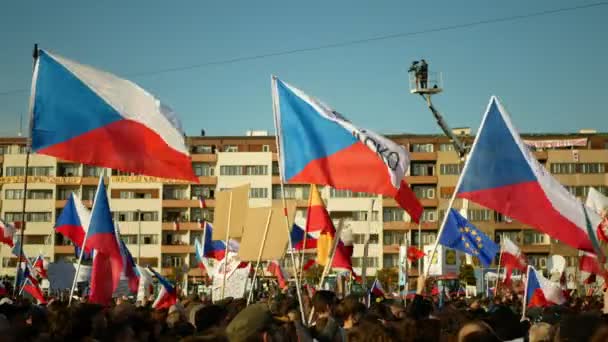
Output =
[
  {"x1": 370, "y1": 279, "x2": 386, "y2": 298},
  {"x1": 456, "y1": 96, "x2": 603, "y2": 253},
  {"x1": 23, "y1": 277, "x2": 47, "y2": 305},
  {"x1": 0, "y1": 219, "x2": 15, "y2": 247},
  {"x1": 87, "y1": 176, "x2": 124, "y2": 305},
  {"x1": 272, "y1": 77, "x2": 422, "y2": 222},
  {"x1": 267, "y1": 260, "x2": 289, "y2": 289},
  {"x1": 290, "y1": 224, "x2": 317, "y2": 250},
  {"x1": 55, "y1": 193, "x2": 91, "y2": 251},
  {"x1": 525, "y1": 266, "x2": 565, "y2": 308},
  {"x1": 201, "y1": 222, "x2": 235, "y2": 260},
  {"x1": 149, "y1": 267, "x2": 177, "y2": 310},
  {"x1": 198, "y1": 195, "x2": 207, "y2": 209},
  {"x1": 194, "y1": 238, "x2": 207, "y2": 271},
  {"x1": 116, "y1": 227, "x2": 140, "y2": 294},
  {"x1": 30, "y1": 49, "x2": 197, "y2": 182}
]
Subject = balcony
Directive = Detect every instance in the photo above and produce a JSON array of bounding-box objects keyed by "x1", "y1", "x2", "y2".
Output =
[
  {"x1": 521, "y1": 244, "x2": 551, "y2": 254},
  {"x1": 161, "y1": 245, "x2": 194, "y2": 254},
  {"x1": 162, "y1": 199, "x2": 213, "y2": 208},
  {"x1": 410, "y1": 152, "x2": 437, "y2": 161},
  {"x1": 383, "y1": 245, "x2": 400, "y2": 254},
  {"x1": 405, "y1": 175, "x2": 438, "y2": 184},
  {"x1": 56, "y1": 199, "x2": 93, "y2": 208},
  {"x1": 162, "y1": 222, "x2": 199, "y2": 231},
  {"x1": 54, "y1": 245, "x2": 75, "y2": 254},
  {"x1": 191, "y1": 154, "x2": 217, "y2": 163},
  {"x1": 383, "y1": 221, "x2": 408, "y2": 231},
  {"x1": 82, "y1": 177, "x2": 102, "y2": 185},
  {"x1": 197, "y1": 176, "x2": 217, "y2": 185},
  {"x1": 534, "y1": 151, "x2": 548, "y2": 160}
]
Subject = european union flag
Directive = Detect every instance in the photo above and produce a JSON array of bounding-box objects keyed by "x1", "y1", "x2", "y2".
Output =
[{"x1": 439, "y1": 208, "x2": 499, "y2": 267}]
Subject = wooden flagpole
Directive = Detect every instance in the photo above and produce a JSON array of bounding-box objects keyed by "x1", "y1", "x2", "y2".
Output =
[
  {"x1": 307, "y1": 219, "x2": 344, "y2": 325},
  {"x1": 247, "y1": 209, "x2": 273, "y2": 305},
  {"x1": 221, "y1": 192, "x2": 233, "y2": 299},
  {"x1": 271, "y1": 75, "x2": 307, "y2": 325}
]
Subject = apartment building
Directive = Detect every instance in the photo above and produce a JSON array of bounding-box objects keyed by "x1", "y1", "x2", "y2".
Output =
[{"x1": 0, "y1": 131, "x2": 607, "y2": 286}]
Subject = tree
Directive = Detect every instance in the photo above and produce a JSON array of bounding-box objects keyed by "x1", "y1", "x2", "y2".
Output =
[{"x1": 459, "y1": 264, "x2": 476, "y2": 286}]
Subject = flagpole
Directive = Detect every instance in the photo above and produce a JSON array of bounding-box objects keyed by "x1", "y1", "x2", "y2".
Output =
[
  {"x1": 221, "y1": 192, "x2": 233, "y2": 299},
  {"x1": 14, "y1": 44, "x2": 39, "y2": 297},
  {"x1": 69, "y1": 177, "x2": 101, "y2": 305},
  {"x1": 199, "y1": 219, "x2": 208, "y2": 282},
  {"x1": 417, "y1": 223, "x2": 422, "y2": 276},
  {"x1": 307, "y1": 219, "x2": 344, "y2": 325},
  {"x1": 362, "y1": 198, "x2": 374, "y2": 293},
  {"x1": 496, "y1": 246, "x2": 503, "y2": 295},
  {"x1": 247, "y1": 209, "x2": 273, "y2": 306},
  {"x1": 271, "y1": 76, "x2": 309, "y2": 325},
  {"x1": 521, "y1": 265, "x2": 531, "y2": 321}
]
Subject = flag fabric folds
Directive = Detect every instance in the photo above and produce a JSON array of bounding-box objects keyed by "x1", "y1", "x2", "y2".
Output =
[
  {"x1": 30, "y1": 49, "x2": 196, "y2": 182},
  {"x1": 456, "y1": 96, "x2": 602, "y2": 253},
  {"x1": 290, "y1": 224, "x2": 317, "y2": 250},
  {"x1": 307, "y1": 185, "x2": 353, "y2": 272},
  {"x1": 267, "y1": 260, "x2": 289, "y2": 289},
  {"x1": 202, "y1": 222, "x2": 232, "y2": 260},
  {"x1": 33, "y1": 255, "x2": 48, "y2": 279},
  {"x1": 55, "y1": 193, "x2": 91, "y2": 251},
  {"x1": 370, "y1": 279, "x2": 385, "y2": 298},
  {"x1": 194, "y1": 238, "x2": 207, "y2": 272},
  {"x1": 525, "y1": 266, "x2": 565, "y2": 308},
  {"x1": 586, "y1": 188, "x2": 608, "y2": 242},
  {"x1": 87, "y1": 177, "x2": 124, "y2": 305},
  {"x1": 500, "y1": 237, "x2": 526, "y2": 285},
  {"x1": 438, "y1": 209, "x2": 499, "y2": 267},
  {"x1": 406, "y1": 246, "x2": 425, "y2": 262},
  {"x1": 149, "y1": 267, "x2": 177, "y2": 310},
  {"x1": 198, "y1": 195, "x2": 207, "y2": 209},
  {"x1": 0, "y1": 219, "x2": 16, "y2": 247},
  {"x1": 272, "y1": 77, "x2": 422, "y2": 222},
  {"x1": 23, "y1": 277, "x2": 46, "y2": 305},
  {"x1": 117, "y1": 236, "x2": 139, "y2": 294}
]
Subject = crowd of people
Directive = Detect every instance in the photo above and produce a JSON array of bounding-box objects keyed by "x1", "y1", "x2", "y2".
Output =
[{"x1": 0, "y1": 276, "x2": 607, "y2": 341}]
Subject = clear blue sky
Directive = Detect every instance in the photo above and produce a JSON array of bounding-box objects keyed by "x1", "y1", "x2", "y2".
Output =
[{"x1": 1, "y1": 0, "x2": 607, "y2": 137}]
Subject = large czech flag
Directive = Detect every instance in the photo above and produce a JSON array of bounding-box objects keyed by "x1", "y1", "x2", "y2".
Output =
[
  {"x1": 30, "y1": 49, "x2": 197, "y2": 182},
  {"x1": 272, "y1": 77, "x2": 422, "y2": 222},
  {"x1": 456, "y1": 96, "x2": 602, "y2": 253},
  {"x1": 55, "y1": 193, "x2": 91, "y2": 251}
]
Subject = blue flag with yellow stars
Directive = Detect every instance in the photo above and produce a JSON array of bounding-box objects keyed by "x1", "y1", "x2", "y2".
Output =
[{"x1": 439, "y1": 208, "x2": 499, "y2": 267}]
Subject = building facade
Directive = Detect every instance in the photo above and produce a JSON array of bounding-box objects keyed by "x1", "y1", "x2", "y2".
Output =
[{"x1": 0, "y1": 131, "x2": 607, "y2": 285}]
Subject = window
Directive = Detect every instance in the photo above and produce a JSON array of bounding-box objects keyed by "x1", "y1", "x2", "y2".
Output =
[
  {"x1": 5, "y1": 189, "x2": 23, "y2": 200},
  {"x1": 412, "y1": 185, "x2": 436, "y2": 199},
  {"x1": 191, "y1": 186, "x2": 214, "y2": 199},
  {"x1": 329, "y1": 188, "x2": 375, "y2": 198},
  {"x1": 223, "y1": 145, "x2": 238, "y2": 152},
  {"x1": 5, "y1": 212, "x2": 51, "y2": 222},
  {"x1": 163, "y1": 256, "x2": 185, "y2": 267},
  {"x1": 495, "y1": 231, "x2": 520, "y2": 244},
  {"x1": 467, "y1": 209, "x2": 492, "y2": 222},
  {"x1": 383, "y1": 208, "x2": 404, "y2": 222},
  {"x1": 440, "y1": 187, "x2": 455, "y2": 199},
  {"x1": 262, "y1": 145, "x2": 270, "y2": 152},
  {"x1": 24, "y1": 235, "x2": 47, "y2": 244},
  {"x1": 142, "y1": 234, "x2": 158, "y2": 245},
  {"x1": 163, "y1": 187, "x2": 188, "y2": 200},
  {"x1": 219, "y1": 165, "x2": 242, "y2": 176},
  {"x1": 0, "y1": 146, "x2": 8, "y2": 155},
  {"x1": 410, "y1": 163, "x2": 435, "y2": 176},
  {"x1": 439, "y1": 143, "x2": 455, "y2": 152},
  {"x1": 411, "y1": 144, "x2": 434, "y2": 152},
  {"x1": 193, "y1": 163, "x2": 215, "y2": 177},
  {"x1": 113, "y1": 211, "x2": 158, "y2": 222},
  {"x1": 272, "y1": 162, "x2": 280, "y2": 175},
  {"x1": 57, "y1": 163, "x2": 80, "y2": 177},
  {"x1": 192, "y1": 208, "x2": 214, "y2": 222},
  {"x1": 83, "y1": 166, "x2": 104, "y2": 177},
  {"x1": 5, "y1": 167, "x2": 25, "y2": 176},
  {"x1": 28, "y1": 190, "x2": 52, "y2": 199},
  {"x1": 353, "y1": 234, "x2": 379, "y2": 244},
  {"x1": 245, "y1": 165, "x2": 268, "y2": 176},
  {"x1": 57, "y1": 187, "x2": 79, "y2": 200},
  {"x1": 351, "y1": 211, "x2": 379, "y2": 221},
  {"x1": 494, "y1": 212, "x2": 514, "y2": 223},
  {"x1": 272, "y1": 185, "x2": 309, "y2": 200},
  {"x1": 352, "y1": 257, "x2": 378, "y2": 268},
  {"x1": 421, "y1": 209, "x2": 437, "y2": 222},
  {"x1": 440, "y1": 163, "x2": 463, "y2": 175},
  {"x1": 18, "y1": 146, "x2": 28, "y2": 154},
  {"x1": 249, "y1": 188, "x2": 268, "y2": 199},
  {"x1": 28, "y1": 167, "x2": 53, "y2": 176},
  {"x1": 564, "y1": 256, "x2": 578, "y2": 267},
  {"x1": 295, "y1": 208, "x2": 308, "y2": 218},
  {"x1": 82, "y1": 186, "x2": 97, "y2": 200},
  {"x1": 383, "y1": 254, "x2": 399, "y2": 268},
  {"x1": 192, "y1": 145, "x2": 214, "y2": 154},
  {"x1": 120, "y1": 235, "x2": 139, "y2": 245},
  {"x1": 383, "y1": 231, "x2": 405, "y2": 245},
  {"x1": 581, "y1": 163, "x2": 606, "y2": 174},
  {"x1": 524, "y1": 231, "x2": 548, "y2": 245},
  {"x1": 550, "y1": 163, "x2": 577, "y2": 174},
  {"x1": 528, "y1": 254, "x2": 548, "y2": 269}
]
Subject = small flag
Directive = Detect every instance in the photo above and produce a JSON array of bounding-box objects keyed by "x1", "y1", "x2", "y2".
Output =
[
  {"x1": 198, "y1": 195, "x2": 207, "y2": 209},
  {"x1": 370, "y1": 279, "x2": 385, "y2": 297},
  {"x1": 406, "y1": 246, "x2": 425, "y2": 262},
  {"x1": 149, "y1": 267, "x2": 177, "y2": 309},
  {"x1": 267, "y1": 260, "x2": 289, "y2": 289},
  {"x1": 23, "y1": 277, "x2": 46, "y2": 305},
  {"x1": 55, "y1": 192, "x2": 91, "y2": 251},
  {"x1": 173, "y1": 220, "x2": 180, "y2": 232},
  {"x1": 0, "y1": 219, "x2": 16, "y2": 247},
  {"x1": 33, "y1": 255, "x2": 48, "y2": 279},
  {"x1": 525, "y1": 266, "x2": 565, "y2": 308},
  {"x1": 438, "y1": 209, "x2": 499, "y2": 267}
]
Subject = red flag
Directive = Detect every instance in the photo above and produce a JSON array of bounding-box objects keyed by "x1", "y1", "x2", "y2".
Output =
[
  {"x1": 23, "y1": 279, "x2": 46, "y2": 305},
  {"x1": 267, "y1": 261, "x2": 288, "y2": 289},
  {"x1": 406, "y1": 246, "x2": 425, "y2": 262},
  {"x1": 34, "y1": 256, "x2": 48, "y2": 279},
  {"x1": 173, "y1": 220, "x2": 180, "y2": 232},
  {"x1": 303, "y1": 259, "x2": 316, "y2": 271},
  {"x1": 0, "y1": 219, "x2": 16, "y2": 247}
]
